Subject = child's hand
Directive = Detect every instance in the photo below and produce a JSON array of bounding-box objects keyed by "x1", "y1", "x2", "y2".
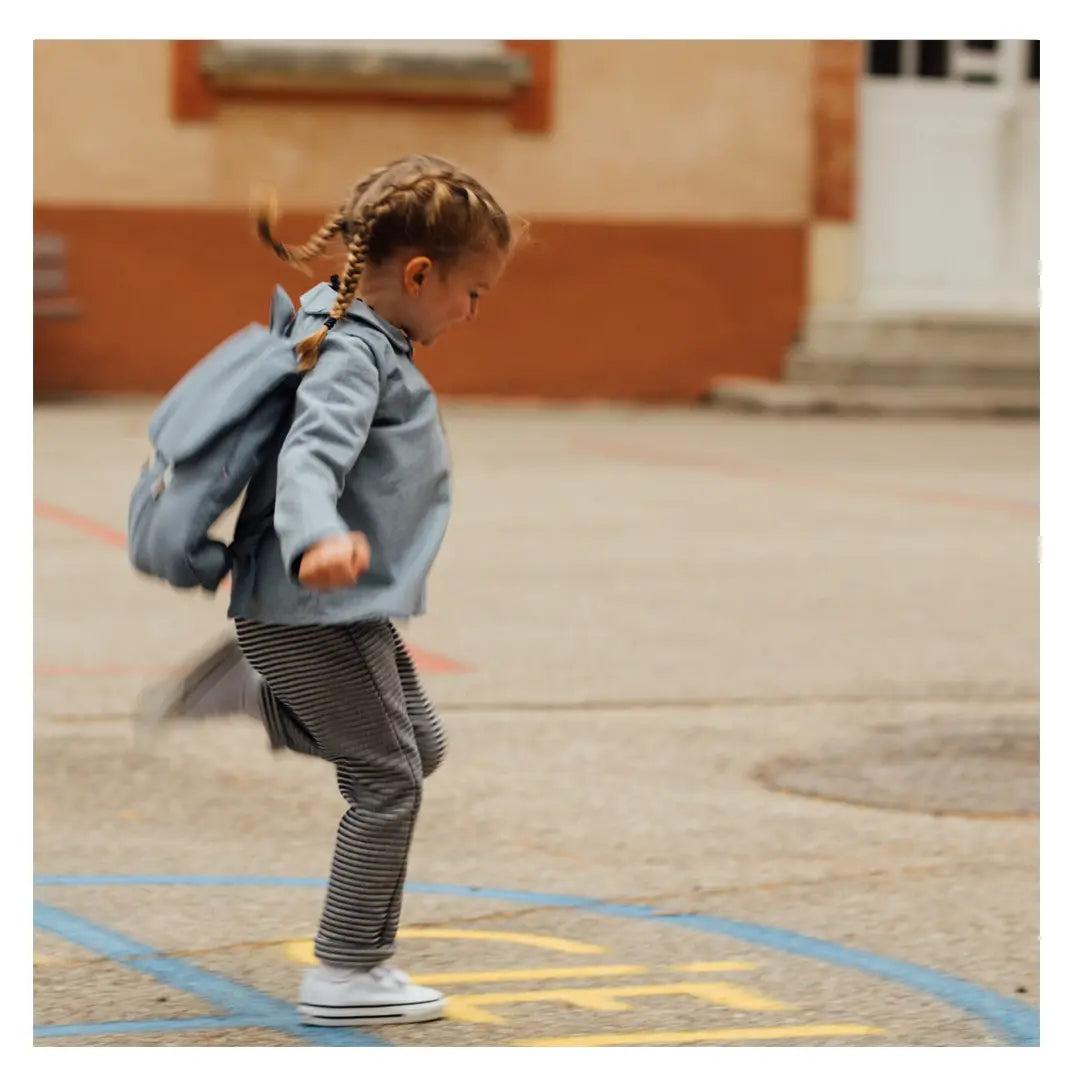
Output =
[{"x1": 298, "y1": 532, "x2": 371, "y2": 591}]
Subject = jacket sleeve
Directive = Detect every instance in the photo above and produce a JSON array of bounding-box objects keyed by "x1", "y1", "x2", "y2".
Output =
[{"x1": 274, "y1": 334, "x2": 381, "y2": 579}]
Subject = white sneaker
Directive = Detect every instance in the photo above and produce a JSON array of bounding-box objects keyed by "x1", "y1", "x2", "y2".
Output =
[{"x1": 298, "y1": 963, "x2": 446, "y2": 1026}]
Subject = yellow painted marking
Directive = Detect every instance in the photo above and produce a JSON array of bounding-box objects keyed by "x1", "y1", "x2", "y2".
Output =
[
  {"x1": 284, "y1": 929, "x2": 607, "y2": 965},
  {"x1": 416, "y1": 961, "x2": 756, "y2": 985},
  {"x1": 444, "y1": 1000, "x2": 507, "y2": 1025},
  {"x1": 445, "y1": 981, "x2": 791, "y2": 1025},
  {"x1": 616, "y1": 981, "x2": 791, "y2": 1011},
  {"x1": 280, "y1": 941, "x2": 317, "y2": 965},
  {"x1": 414, "y1": 965, "x2": 647, "y2": 986},
  {"x1": 511, "y1": 1023, "x2": 887, "y2": 1047},
  {"x1": 446, "y1": 988, "x2": 635, "y2": 1025},
  {"x1": 400, "y1": 928, "x2": 608, "y2": 954},
  {"x1": 673, "y1": 961, "x2": 758, "y2": 973},
  {"x1": 33, "y1": 953, "x2": 62, "y2": 966}
]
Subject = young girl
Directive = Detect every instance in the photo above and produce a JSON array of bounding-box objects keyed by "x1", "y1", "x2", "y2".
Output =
[{"x1": 138, "y1": 154, "x2": 515, "y2": 1026}]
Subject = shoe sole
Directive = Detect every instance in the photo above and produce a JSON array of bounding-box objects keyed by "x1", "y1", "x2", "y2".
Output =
[
  {"x1": 134, "y1": 636, "x2": 243, "y2": 731},
  {"x1": 297, "y1": 999, "x2": 445, "y2": 1026}
]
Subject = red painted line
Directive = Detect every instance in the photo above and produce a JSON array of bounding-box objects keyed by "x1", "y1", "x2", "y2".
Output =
[
  {"x1": 402, "y1": 646, "x2": 473, "y2": 674},
  {"x1": 34, "y1": 499, "x2": 128, "y2": 548},
  {"x1": 35, "y1": 645, "x2": 470, "y2": 678},
  {"x1": 33, "y1": 498, "x2": 471, "y2": 675},
  {"x1": 572, "y1": 439, "x2": 1038, "y2": 520}
]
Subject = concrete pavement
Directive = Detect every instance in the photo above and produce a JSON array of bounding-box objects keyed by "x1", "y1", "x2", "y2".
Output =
[{"x1": 33, "y1": 401, "x2": 1039, "y2": 1047}]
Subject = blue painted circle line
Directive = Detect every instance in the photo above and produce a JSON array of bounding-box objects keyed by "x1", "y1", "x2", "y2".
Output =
[{"x1": 34, "y1": 874, "x2": 1038, "y2": 1047}]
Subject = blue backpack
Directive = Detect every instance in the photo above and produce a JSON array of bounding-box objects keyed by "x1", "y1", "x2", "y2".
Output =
[{"x1": 128, "y1": 286, "x2": 306, "y2": 592}]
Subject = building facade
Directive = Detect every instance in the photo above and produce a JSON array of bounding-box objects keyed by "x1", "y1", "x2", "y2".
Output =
[{"x1": 33, "y1": 40, "x2": 1038, "y2": 401}]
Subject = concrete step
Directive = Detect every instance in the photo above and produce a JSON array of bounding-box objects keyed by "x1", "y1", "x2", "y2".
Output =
[
  {"x1": 788, "y1": 309, "x2": 1039, "y2": 389},
  {"x1": 706, "y1": 377, "x2": 1039, "y2": 418},
  {"x1": 787, "y1": 350, "x2": 1039, "y2": 389}
]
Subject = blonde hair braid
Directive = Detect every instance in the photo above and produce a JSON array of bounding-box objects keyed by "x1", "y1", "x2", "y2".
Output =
[
  {"x1": 257, "y1": 154, "x2": 516, "y2": 370},
  {"x1": 253, "y1": 188, "x2": 346, "y2": 275}
]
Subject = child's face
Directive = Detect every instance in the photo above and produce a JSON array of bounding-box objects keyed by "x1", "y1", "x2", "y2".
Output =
[{"x1": 403, "y1": 246, "x2": 507, "y2": 347}]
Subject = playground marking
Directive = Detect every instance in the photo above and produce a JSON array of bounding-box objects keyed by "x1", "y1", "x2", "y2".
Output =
[
  {"x1": 280, "y1": 956, "x2": 760, "y2": 987},
  {"x1": 33, "y1": 901, "x2": 385, "y2": 1047},
  {"x1": 36, "y1": 652, "x2": 468, "y2": 678},
  {"x1": 444, "y1": 981, "x2": 792, "y2": 1025},
  {"x1": 33, "y1": 874, "x2": 1040, "y2": 1046},
  {"x1": 34, "y1": 499, "x2": 128, "y2": 548},
  {"x1": 675, "y1": 961, "x2": 762, "y2": 973},
  {"x1": 413, "y1": 965, "x2": 647, "y2": 985},
  {"x1": 513, "y1": 1023, "x2": 887, "y2": 1047},
  {"x1": 33, "y1": 500, "x2": 472, "y2": 675},
  {"x1": 285, "y1": 929, "x2": 606, "y2": 964}
]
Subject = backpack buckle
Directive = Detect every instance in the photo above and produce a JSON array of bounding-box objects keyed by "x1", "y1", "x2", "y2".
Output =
[{"x1": 151, "y1": 463, "x2": 174, "y2": 499}]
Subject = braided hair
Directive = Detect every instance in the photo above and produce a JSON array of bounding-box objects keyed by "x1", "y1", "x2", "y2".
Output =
[{"x1": 253, "y1": 155, "x2": 516, "y2": 371}]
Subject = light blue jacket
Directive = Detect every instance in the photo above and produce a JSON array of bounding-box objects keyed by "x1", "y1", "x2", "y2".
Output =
[{"x1": 227, "y1": 283, "x2": 451, "y2": 625}]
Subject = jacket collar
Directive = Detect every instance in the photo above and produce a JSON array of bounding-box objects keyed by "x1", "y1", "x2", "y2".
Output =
[{"x1": 299, "y1": 282, "x2": 413, "y2": 358}]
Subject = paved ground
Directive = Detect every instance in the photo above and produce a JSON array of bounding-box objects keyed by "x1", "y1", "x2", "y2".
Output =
[{"x1": 33, "y1": 400, "x2": 1039, "y2": 1047}]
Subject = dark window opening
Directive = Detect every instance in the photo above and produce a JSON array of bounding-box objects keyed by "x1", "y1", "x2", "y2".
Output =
[
  {"x1": 868, "y1": 40, "x2": 901, "y2": 77},
  {"x1": 918, "y1": 40, "x2": 949, "y2": 78},
  {"x1": 1028, "y1": 40, "x2": 1040, "y2": 81},
  {"x1": 964, "y1": 41, "x2": 999, "y2": 53}
]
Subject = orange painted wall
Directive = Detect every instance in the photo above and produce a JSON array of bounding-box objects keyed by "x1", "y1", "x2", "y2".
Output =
[
  {"x1": 34, "y1": 40, "x2": 817, "y2": 400},
  {"x1": 33, "y1": 207, "x2": 804, "y2": 401}
]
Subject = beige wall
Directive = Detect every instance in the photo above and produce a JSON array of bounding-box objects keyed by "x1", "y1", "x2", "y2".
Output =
[
  {"x1": 809, "y1": 221, "x2": 857, "y2": 306},
  {"x1": 34, "y1": 42, "x2": 217, "y2": 206},
  {"x1": 34, "y1": 40, "x2": 812, "y2": 221}
]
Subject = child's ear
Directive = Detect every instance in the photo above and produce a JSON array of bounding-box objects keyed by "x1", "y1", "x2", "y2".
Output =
[{"x1": 403, "y1": 255, "x2": 433, "y2": 297}]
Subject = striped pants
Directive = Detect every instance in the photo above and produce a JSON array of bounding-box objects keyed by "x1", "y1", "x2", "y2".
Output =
[{"x1": 234, "y1": 617, "x2": 447, "y2": 968}]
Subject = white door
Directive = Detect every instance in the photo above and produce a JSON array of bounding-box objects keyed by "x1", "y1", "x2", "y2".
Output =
[{"x1": 857, "y1": 40, "x2": 1039, "y2": 315}]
